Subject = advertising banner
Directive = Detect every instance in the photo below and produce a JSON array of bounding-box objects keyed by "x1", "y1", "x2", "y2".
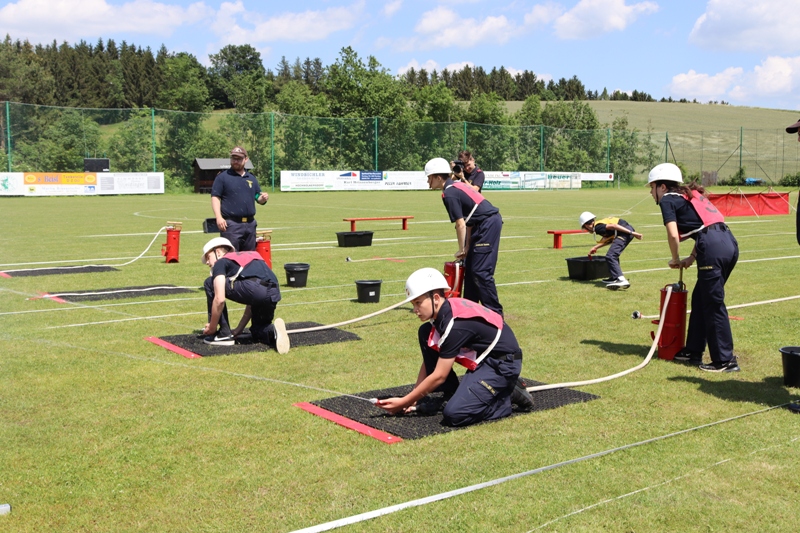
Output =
[{"x1": 0, "y1": 172, "x2": 164, "y2": 196}]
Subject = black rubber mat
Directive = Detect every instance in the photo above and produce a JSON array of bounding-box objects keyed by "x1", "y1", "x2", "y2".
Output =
[
  {"x1": 160, "y1": 321, "x2": 361, "y2": 356},
  {"x1": 311, "y1": 379, "x2": 599, "y2": 440},
  {"x1": 50, "y1": 285, "x2": 199, "y2": 302},
  {"x1": 1, "y1": 265, "x2": 118, "y2": 277}
]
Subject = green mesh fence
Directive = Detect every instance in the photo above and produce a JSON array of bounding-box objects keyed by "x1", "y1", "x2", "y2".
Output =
[{"x1": 3, "y1": 101, "x2": 800, "y2": 190}]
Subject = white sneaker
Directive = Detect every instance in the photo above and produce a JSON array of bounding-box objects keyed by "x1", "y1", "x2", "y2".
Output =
[
  {"x1": 607, "y1": 277, "x2": 630, "y2": 290},
  {"x1": 273, "y1": 318, "x2": 290, "y2": 354}
]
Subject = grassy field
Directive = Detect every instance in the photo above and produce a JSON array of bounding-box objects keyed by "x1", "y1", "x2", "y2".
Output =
[{"x1": 1, "y1": 188, "x2": 799, "y2": 532}]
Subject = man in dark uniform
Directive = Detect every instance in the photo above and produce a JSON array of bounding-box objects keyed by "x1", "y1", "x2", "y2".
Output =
[
  {"x1": 424, "y1": 157, "x2": 504, "y2": 315},
  {"x1": 784, "y1": 119, "x2": 800, "y2": 413},
  {"x1": 452, "y1": 150, "x2": 485, "y2": 192},
  {"x1": 201, "y1": 237, "x2": 289, "y2": 353},
  {"x1": 375, "y1": 268, "x2": 533, "y2": 426},
  {"x1": 648, "y1": 163, "x2": 739, "y2": 372},
  {"x1": 211, "y1": 146, "x2": 269, "y2": 252}
]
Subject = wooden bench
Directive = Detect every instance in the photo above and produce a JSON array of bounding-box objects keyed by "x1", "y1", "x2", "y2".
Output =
[
  {"x1": 343, "y1": 216, "x2": 414, "y2": 232},
  {"x1": 547, "y1": 229, "x2": 589, "y2": 249}
]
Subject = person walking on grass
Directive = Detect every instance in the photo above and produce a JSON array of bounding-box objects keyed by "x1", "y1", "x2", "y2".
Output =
[
  {"x1": 578, "y1": 211, "x2": 642, "y2": 290},
  {"x1": 375, "y1": 268, "x2": 533, "y2": 426},
  {"x1": 783, "y1": 118, "x2": 800, "y2": 413},
  {"x1": 648, "y1": 163, "x2": 739, "y2": 373},
  {"x1": 201, "y1": 237, "x2": 289, "y2": 353}
]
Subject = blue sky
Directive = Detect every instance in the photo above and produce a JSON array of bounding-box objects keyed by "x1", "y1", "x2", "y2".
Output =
[{"x1": 2, "y1": 0, "x2": 799, "y2": 110}]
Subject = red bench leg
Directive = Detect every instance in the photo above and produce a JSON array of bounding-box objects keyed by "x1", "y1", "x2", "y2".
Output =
[
  {"x1": 402, "y1": 219, "x2": 408, "y2": 230},
  {"x1": 350, "y1": 221, "x2": 357, "y2": 232},
  {"x1": 553, "y1": 235, "x2": 563, "y2": 249}
]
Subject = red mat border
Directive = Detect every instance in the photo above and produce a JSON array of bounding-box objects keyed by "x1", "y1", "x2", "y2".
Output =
[
  {"x1": 0, "y1": 272, "x2": 11, "y2": 278},
  {"x1": 294, "y1": 402, "x2": 403, "y2": 444},
  {"x1": 145, "y1": 336, "x2": 202, "y2": 359},
  {"x1": 40, "y1": 292, "x2": 68, "y2": 304}
]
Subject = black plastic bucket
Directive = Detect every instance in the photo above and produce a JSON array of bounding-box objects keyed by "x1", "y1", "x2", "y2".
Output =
[
  {"x1": 284, "y1": 263, "x2": 310, "y2": 287},
  {"x1": 337, "y1": 231, "x2": 374, "y2": 247},
  {"x1": 355, "y1": 280, "x2": 382, "y2": 303},
  {"x1": 565, "y1": 256, "x2": 610, "y2": 280},
  {"x1": 780, "y1": 346, "x2": 800, "y2": 387}
]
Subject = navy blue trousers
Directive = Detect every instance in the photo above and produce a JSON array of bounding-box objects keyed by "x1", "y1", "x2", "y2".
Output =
[
  {"x1": 604, "y1": 223, "x2": 634, "y2": 279},
  {"x1": 464, "y1": 213, "x2": 503, "y2": 315},
  {"x1": 204, "y1": 277, "x2": 277, "y2": 343},
  {"x1": 686, "y1": 226, "x2": 739, "y2": 363},
  {"x1": 221, "y1": 219, "x2": 257, "y2": 252},
  {"x1": 418, "y1": 323, "x2": 521, "y2": 427}
]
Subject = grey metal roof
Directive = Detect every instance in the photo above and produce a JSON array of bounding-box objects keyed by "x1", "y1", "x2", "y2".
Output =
[{"x1": 193, "y1": 158, "x2": 254, "y2": 170}]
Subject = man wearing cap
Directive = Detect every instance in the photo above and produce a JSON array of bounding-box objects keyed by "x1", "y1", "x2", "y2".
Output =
[
  {"x1": 201, "y1": 236, "x2": 289, "y2": 353},
  {"x1": 211, "y1": 146, "x2": 269, "y2": 252},
  {"x1": 424, "y1": 157, "x2": 504, "y2": 315}
]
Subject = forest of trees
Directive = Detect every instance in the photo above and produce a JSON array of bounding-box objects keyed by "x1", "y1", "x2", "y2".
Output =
[{"x1": 0, "y1": 35, "x2": 674, "y2": 188}]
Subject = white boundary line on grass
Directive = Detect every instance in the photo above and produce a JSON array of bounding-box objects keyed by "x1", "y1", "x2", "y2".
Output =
[
  {"x1": 289, "y1": 405, "x2": 787, "y2": 533},
  {"x1": 528, "y1": 435, "x2": 800, "y2": 531}
]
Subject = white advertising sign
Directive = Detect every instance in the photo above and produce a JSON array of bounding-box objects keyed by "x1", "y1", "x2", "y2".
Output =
[{"x1": 0, "y1": 172, "x2": 164, "y2": 196}]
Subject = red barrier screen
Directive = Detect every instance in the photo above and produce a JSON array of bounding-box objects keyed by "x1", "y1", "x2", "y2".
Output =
[{"x1": 707, "y1": 192, "x2": 790, "y2": 217}]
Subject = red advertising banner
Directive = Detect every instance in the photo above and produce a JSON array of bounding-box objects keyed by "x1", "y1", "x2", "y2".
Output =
[{"x1": 707, "y1": 191, "x2": 790, "y2": 217}]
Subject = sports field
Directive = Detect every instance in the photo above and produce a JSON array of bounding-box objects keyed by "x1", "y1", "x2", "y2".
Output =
[{"x1": 1, "y1": 187, "x2": 799, "y2": 532}]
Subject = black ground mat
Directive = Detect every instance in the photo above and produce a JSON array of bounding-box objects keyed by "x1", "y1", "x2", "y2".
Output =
[
  {"x1": 2, "y1": 265, "x2": 118, "y2": 277},
  {"x1": 160, "y1": 321, "x2": 361, "y2": 356},
  {"x1": 50, "y1": 285, "x2": 199, "y2": 302},
  {"x1": 311, "y1": 379, "x2": 599, "y2": 440}
]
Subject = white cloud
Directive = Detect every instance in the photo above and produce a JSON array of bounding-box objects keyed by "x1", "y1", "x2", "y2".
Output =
[
  {"x1": 524, "y1": 3, "x2": 564, "y2": 26},
  {"x1": 384, "y1": 0, "x2": 402, "y2": 17},
  {"x1": 0, "y1": 0, "x2": 213, "y2": 43},
  {"x1": 407, "y1": 7, "x2": 519, "y2": 50},
  {"x1": 444, "y1": 61, "x2": 474, "y2": 72},
  {"x1": 669, "y1": 67, "x2": 743, "y2": 101},
  {"x1": 397, "y1": 59, "x2": 440, "y2": 75},
  {"x1": 245, "y1": 2, "x2": 366, "y2": 43},
  {"x1": 690, "y1": 0, "x2": 800, "y2": 54},
  {"x1": 553, "y1": 0, "x2": 658, "y2": 40}
]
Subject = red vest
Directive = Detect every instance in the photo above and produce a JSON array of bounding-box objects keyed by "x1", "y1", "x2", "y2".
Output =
[
  {"x1": 427, "y1": 298, "x2": 503, "y2": 370},
  {"x1": 444, "y1": 181, "x2": 485, "y2": 205},
  {"x1": 667, "y1": 190, "x2": 725, "y2": 240},
  {"x1": 225, "y1": 251, "x2": 263, "y2": 267}
]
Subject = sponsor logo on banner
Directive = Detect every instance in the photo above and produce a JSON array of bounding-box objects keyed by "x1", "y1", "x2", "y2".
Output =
[
  {"x1": 360, "y1": 171, "x2": 382, "y2": 181},
  {"x1": 339, "y1": 171, "x2": 358, "y2": 178}
]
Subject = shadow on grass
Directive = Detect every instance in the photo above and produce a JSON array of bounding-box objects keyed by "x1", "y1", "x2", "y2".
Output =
[
  {"x1": 669, "y1": 375, "x2": 799, "y2": 406},
  {"x1": 581, "y1": 338, "x2": 648, "y2": 358}
]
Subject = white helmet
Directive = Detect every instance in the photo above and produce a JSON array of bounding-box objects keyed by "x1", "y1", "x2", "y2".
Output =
[
  {"x1": 424, "y1": 157, "x2": 451, "y2": 177},
  {"x1": 405, "y1": 267, "x2": 451, "y2": 301},
  {"x1": 201, "y1": 237, "x2": 234, "y2": 264},
  {"x1": 648, "y1": 163, "x2": 683, "y2": 185},
  {"x1": 578, "y1": 211, "x2": 596, "y2": 228}
]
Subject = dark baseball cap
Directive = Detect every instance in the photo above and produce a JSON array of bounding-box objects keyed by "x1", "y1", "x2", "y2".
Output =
[
  {"x1": 786, "y1": 119, "x2": 800, "y2": 134},
  {"x1": 230, "y1": 146, "x2": 248, "y2": 157}
]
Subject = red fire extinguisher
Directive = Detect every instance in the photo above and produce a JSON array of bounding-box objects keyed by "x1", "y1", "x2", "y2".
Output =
[
  {"x1": 255, "y1": 230, "x2": 273, "y2": 269},
  {"x1": 444, "y1": 260, "x2": 465, "y2": 298},
  {"x1": 650, "y1": 269, "x2": 688, "y2": 360},
  {"x1": 161, "y1": 221, "x2": 182, "y2": 264}
]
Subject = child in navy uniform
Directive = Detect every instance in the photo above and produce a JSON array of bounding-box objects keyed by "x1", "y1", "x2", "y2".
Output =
[{"x1": 579, "y1": 211, "x2": 642, "y2": 290}]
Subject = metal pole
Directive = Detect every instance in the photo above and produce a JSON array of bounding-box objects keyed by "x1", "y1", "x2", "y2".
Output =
[
  {"x1": 5, "y1": 101, "x2": 11, "y2": 172},
  {"x1": 539, "y1": 125, "x2": 544, "y2": 172},
  {"x1": 739, "y1": 126, "x2": 743, "y2": 172},
  {"x1": 665, "y1": 131, "x2": 669, "y2": 162},
  {"x1": 463, "y1": 121, "x2": 467, "y2": 151},
  {"x1": 374, "y1": 116, "x2": 379, "y2": 171},
  {"x1": 606, "y1": 127, "x2": 611, "y2": 173},
  {"x1": 270, "y1": 112, "x2": 275, "y2": 192},
  {"x1": 150, "y1": 108, "x2": 156, "y2": 172}
]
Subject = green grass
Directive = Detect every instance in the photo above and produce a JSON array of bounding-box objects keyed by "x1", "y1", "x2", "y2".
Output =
[{"x1": 1, "y1": 188, "x2": 799, "y2": 532}]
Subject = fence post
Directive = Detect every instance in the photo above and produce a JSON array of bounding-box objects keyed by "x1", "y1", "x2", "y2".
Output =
[
  {"x1": 5, "y1": 101, "x2": 11, "y2": 172},
  {"x1": 463, "y1": 121, "x2": 467, "y2": 151},
  {"x1": 374, "y1": 116, "x2": 379, "y2": 171},
  {"x1": 270, "y1": 112, "x2": 275, "y2": 192},
  {"x1": 739, "y1": 126, "x2": 743, "y2": 173},
  {"x1": 539, "y1": 125, "x2": 544, "y2": 172},
  {"x1": 665, "y1": 131, "x2": 669, "y2": 163},
  {"x1": 150, "y1": 108, "x2": 156, "y2": 172},
  {"x1": 606, "y1": 128, "x2": 610, "y2": 173}
]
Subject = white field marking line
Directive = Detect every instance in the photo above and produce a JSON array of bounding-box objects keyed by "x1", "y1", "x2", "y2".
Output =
[
  {"x1": 42, "y1": 293, "x2": 411, "y2": 330},
  {"x1": 529, "y1": 435, "x2": 800, "y2": 531},
  {"x1": 289, "y1": 405, "x2": 785, "y2": 533},
  {"x1": 0, "y1": 255, "x2": 163, "y2": 268}
]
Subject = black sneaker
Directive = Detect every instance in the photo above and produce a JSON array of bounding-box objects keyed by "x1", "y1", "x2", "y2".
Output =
[
  {"x1": 601, "y1": 277, "x2": 617, "y2": 284},
  {"x1": 414, "y1": 396, "x2": 446, "y2": 415},
  {"x1": 674, "y1": 349, "x2": 703, "y2": 366},
  {"x1": 699, "y1": 359, "x2": 740, "y2": 373},
  {"x1": 787, "y1": 402, "x2": 800, "y2": 414},
  {"x1": 203, "y1": 332, "x2": 234, "y2": 346},
  {"x1": 511, "y1": 378, "x2": 534, "y2": 412}
]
